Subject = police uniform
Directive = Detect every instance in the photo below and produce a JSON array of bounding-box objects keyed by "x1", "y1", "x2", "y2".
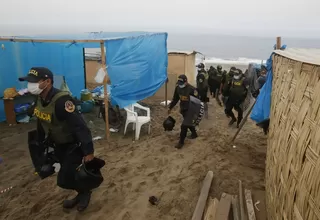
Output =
[
  {"x1": 225, "y1": 70, "x2": 248, "y2": 127},
  {"x1": 221, "y1": 67, "x2": 236, "y2": 110},
  {"x1": 19, "y1": 67, "x2": 94, "y2": 212},
  {"x1": 169, "y1": 75, "x2": 199, "y2": 148}
]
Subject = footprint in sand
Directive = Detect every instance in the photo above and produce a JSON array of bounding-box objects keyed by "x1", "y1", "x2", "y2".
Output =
[
  {"x1": 134, "y1": 181, "x2": 147, "y2": 192},
  {"x1": 118, "y1": 167, "x2": 129, "y2": 175},
  {"x1": 147, "y1": 169, "x2": 163, "y2": 177}
]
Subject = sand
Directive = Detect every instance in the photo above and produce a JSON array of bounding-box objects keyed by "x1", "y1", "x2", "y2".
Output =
[{"x1": 0, "y1": 98, "x2": 266, "y2": 220}]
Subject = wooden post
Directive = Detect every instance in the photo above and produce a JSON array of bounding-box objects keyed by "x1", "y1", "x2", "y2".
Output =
[
  {"x1": 276, "y1": 37, "x2": 281, "y2": 50},
  {"x1": 165, "y1": 78, "x2": 168, "y2": 107},
  {"x1": 100, "y1": 40, "x2": 110, "y2": 139}
]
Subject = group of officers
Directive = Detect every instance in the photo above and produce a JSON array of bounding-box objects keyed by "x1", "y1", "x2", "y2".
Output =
[
  {"x1": 18, "y1": 64, "x2": 249, "y2": 211},
  {"x1": 168, "y1": 63, "x2": 249, "y2": 148}
]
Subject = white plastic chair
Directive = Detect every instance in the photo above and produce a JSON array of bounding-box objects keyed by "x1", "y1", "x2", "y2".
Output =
[{"x1": 124, "y1": 103, "x2": 151, "y2": 140}]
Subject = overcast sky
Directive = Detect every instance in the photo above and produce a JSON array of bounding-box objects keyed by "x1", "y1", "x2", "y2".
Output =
[{"x1": 0, "y1": 0, "x2": 319, "y2": 38}]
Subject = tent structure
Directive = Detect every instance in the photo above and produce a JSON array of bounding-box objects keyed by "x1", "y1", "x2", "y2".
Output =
[{"x1": 0, "y1": 32, "x2": 168, "y2": 138}]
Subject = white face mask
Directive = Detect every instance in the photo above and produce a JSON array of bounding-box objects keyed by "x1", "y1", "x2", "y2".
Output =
[
  {"x1": 27, "y1": 82, "x2": 44, "y2": 95},
  {"x1": 179, "y1": 84, "x2": 186, "y2": 88},
  {"x1": 233, "y1": 75, "x2": 241, "y2": 80}
]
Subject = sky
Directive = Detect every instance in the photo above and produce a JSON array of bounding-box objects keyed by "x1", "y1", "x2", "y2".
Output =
[{"x1": 0, "y1": 0, "x2": 319, "y2": 38}]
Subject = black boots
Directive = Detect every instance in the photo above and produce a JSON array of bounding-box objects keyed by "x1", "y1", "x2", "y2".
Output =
[
  {"x1": 237, "y1": 118, "x2": 242, "y2": 128},
  {"x1": 63, "y1": 191, "x2": 92, "y2": 212},
  {"x1": 228, "y1": 117, "x2": 237, "y2": 126},
  {"x1": 175, "y1": 142, "x2": 184, "y2": 149}
]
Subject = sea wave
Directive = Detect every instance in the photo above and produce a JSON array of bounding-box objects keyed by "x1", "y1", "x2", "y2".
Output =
[{"x1": 196, "y1": 56, "x2": 266, "y2": 72}]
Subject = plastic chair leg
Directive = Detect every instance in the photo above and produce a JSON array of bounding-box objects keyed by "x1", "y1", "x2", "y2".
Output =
[
  {"x1": 124, "y1": 121, "x2": 130, "y2": 135},
  {"x1": 148, "y1": 123, "x2": 151, "y2": 134},
  {"x1": 135, "y1": 124, "x2": 142, "y2": 140}
]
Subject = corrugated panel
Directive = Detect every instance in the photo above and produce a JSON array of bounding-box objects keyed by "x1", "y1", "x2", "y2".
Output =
[{"x1": 274, "y1": 48, "x2": 320, "y2": 66}]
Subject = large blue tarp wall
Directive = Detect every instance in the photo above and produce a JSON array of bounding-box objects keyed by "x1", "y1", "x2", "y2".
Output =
[{"x1": 0, "y1": 32, "x2": 168, "y2": 122}]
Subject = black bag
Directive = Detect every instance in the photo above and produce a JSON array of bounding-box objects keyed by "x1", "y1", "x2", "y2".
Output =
[{"x1": 163, "y1": 116, "x2": 176, "y2": 131}]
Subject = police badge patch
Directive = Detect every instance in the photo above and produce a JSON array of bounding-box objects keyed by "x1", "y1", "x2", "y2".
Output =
[{"x1": 65, "y1": 100, "x2": 75, "y2": 113}]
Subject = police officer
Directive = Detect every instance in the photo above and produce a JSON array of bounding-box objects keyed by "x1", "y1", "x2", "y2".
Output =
[
  {"x1": 19, "y1": 67, "x2": 95, "y2": 212},
  {"x1": 168, "y1": 74, "x2": 199, "y2": 149},
  {"x1": 196, "y1": 67, "x2": 209, "y2": 118},
  {"x1": 224, "y1": 69, "x2": 248, "y2": 128},
  {"x1": 220, "y1": 67, "x2": 236, "y2": 115}
]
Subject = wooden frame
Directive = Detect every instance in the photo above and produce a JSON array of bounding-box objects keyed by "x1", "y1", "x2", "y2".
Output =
[{"x1": 0, "y1": 37, "x2": 110, "y2": 139}]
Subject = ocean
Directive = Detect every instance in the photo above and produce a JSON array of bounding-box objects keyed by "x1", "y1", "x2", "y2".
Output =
[{"x1": 167, "y1": 33, "x2": 320, "y2": 61}]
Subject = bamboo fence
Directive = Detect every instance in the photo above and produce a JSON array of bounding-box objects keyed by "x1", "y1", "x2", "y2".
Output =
[{"x1": 266, "y1": 52, "x2": 320, "y2": 219}]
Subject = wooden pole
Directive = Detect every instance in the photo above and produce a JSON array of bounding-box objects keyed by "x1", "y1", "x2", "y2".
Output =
[
  {"x1": 165, "y1": 78, "x2": 168, "y2": 107},
  {"x1": 191, "y1": 171, "x2": 214, "y2": 220},
  {"x1": 230, "y1": 100, "x2": 256, "y2": 143},
  {"x1": 100, "y1": 40, "x2": 110, "y2": 139},
  {"x1": 276, "y1": 37, "x2": 281, "y2": 50}
]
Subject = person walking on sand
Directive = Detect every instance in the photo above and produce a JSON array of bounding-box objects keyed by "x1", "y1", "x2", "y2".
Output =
[
  {"x1": 19, "y1": 67, "x2": 100, "y2": 212},
  {"x1": 220, "y1": 66, "x2": 236, "y2": 116},
  {"x1": 168, "y1": 74, "x2": 202, "y2": 149},
  {"x1": 224, "y1": 69, "x2": 249, "y2": 128},
  {"x1": 196, "y1": 67, "x2": 209, "y2": 118}
]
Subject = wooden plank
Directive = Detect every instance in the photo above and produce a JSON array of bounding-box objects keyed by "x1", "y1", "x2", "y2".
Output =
[
  {"x1": 232, "y1": 195, "x2": 240, "y2": 220},
  {"x1": 245, "y1": 189, "x2": 256, "y2": 220},
  {"x1": 252, "y1": 190, "x2": 267, "y2": 220},
  {"x1": 239, "y1": 180, "x2": 246, "y2": 220},
  {"x1": 204, "y1": 198, "x2": 219, "y2": 220},
  {"x1": 215, "y1": 193, "x2": 232, "y2": 220},
  {"x1": 191, "y1": 171, "x2": 214, "y2": 220}
]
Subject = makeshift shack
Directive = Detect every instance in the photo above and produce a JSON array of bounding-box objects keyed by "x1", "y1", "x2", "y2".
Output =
[
  {"x1": 154, "y1": 50, "x2": 196, "y2": 99},
  {"x1": 0, "y1": 32, "x2": 168, "y2": 126},
  {"x1": 266, "y1": 48, "x2": 320, "y2": 220}
]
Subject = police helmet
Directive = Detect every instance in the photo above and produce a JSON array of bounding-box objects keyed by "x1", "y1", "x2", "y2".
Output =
[
  {"x1": 163, "y1": 116, "x2": 176, "y2": 131},
  {"x1": 75, "y1": 157, "x2": 105, "y2": 191},
  {"x1": 177, "y1": 74, "x2": 188, "y2": 86},
  {"x1": 196, "y1": 63, "x2": 205, "y2": 69},
  {"x1": 233, "y1": 69, "x2": 241, "y2": 76},
  {"x1": 38, "y1": 163, "x2": 55, "y2": 179}
]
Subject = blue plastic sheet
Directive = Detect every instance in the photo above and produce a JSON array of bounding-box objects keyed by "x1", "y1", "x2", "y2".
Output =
[
  {"x1": 0, "y1": 32, "x2": 168, "y2": 122},
  {"x1": 105, "y1": 33, "x2": 168, "y2": 107},
  {"x1": 250, "y1": 54, "x2": 273, "y2": 123}
]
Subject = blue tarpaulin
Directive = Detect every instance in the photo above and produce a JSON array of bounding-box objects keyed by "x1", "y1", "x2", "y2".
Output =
[
  {"x1": 250, "y1": 54, "x2": 273, "y2": 123},
  {"x1": 250, "y1": 45, "x2": 287, "y2": 123},
  {"x1": 0, "y1": 32, "x2": 168, "y2": 122}
]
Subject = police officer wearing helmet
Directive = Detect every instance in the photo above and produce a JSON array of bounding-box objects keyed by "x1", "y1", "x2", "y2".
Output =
[
  {"x1": 19, "y1": 67, "x2": 97, "y2": 212},
  {"x1": 224, "y1": 69, "x2": 248, "y2": 128},
  {"x1": 220, "y1": 67, "x2": 236, "y2": 114},
  {"x1": 168, "y1": 74, "x2": 199, "y2": 149}
]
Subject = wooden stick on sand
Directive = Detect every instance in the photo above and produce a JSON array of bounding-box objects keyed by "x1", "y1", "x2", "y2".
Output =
[
  {"x1": 245, "y1": 189, "x2": 256, "y2": 220},
  {"x1": 191, "y1": 171, "x2": 214, "y2": 220}
]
